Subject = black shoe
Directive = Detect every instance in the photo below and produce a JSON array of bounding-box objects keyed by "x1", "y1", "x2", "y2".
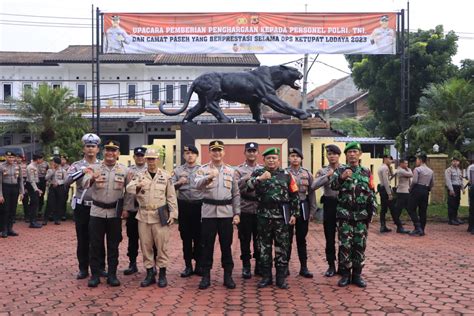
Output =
[
  {"x1": 42, "y1": 221, "x2": 48, "y2": 226},
  {"x1": 276, "y1": 267, "x2": 289, "y2": 289},
  {"x1": 352, "y1": 267, "x2": 367, "y2": 288},
  {"x1": 198, "y1": 271, "x2": 211, "y2": 290},
  {"x1": 325, "y1": 263, "x2": 336, "y2": 277},
  {"x1": 257, "y1": 276, "x2": 273, "y2": 288},
  {"x1": 107, "y1": 275, "x2": 121, "y2": 287},
  {"x1": 1, "y1": 231, "x2": 7, "y2": 238},
  {"x1": 180, "y1": 266, "x2": 193, "y2": 278},
  {"x1": 448, "y1": 220, "x2": 460, "y2": 226},
  {"x1": 76, "y1": 270, "x2": 89, "y2": 280},
  {"x1": 396, "y1": 226, "x2": 410, "y2": 234},
  {"x1": 409, "y1": 228, "x2": 423, "y2": 236},
  {"x1": 123, "y1": 262, "x2": 138, "y2": 275},
  {"x1": 140, "y1": 268, "x2": 156, "y2": 287},
  {"x1": 29, "y1": 222, "x2": 42, "y2": 228},
  {"x1": 242, "y1": 266, "x2": 252, "y2": 279},
  {"x1": 61, "y1": 217, "x2": 67, "y2": 221},
  {"x1": 99, "y1": 270, "x2": 108, "y2": 278},
  {"x1": 88, "y1": 276, "x2": 100, "y2": 287},
  {"x1": 454, "y1": 218, "x2": 464, "y2": 225},
  {"x1": 158, "y1": 268, "x2": 167, "y2": 288},
  {"x1": 223, "y1": 270, "x2": 236, "y2": 289},
  {"x1": 299, "y1": 266, "x2": 314, "y2": 278},
  {"x1": 7, "y1": 230, "x2": 19, "y2": 237},
  {"x1": 54, "y1": 221, "x2": 60, "y2": 225},
  {"x1": 380, "y1": 226, "x2": 392, "y2": 233},
  {"x1": 338, "y1": 274, "x2": 351, "y2": 287}
]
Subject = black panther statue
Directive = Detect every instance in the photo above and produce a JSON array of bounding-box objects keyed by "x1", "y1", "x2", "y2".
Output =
[{"x1": 159, "y1": 65, "x2": 316, "y2": 123}]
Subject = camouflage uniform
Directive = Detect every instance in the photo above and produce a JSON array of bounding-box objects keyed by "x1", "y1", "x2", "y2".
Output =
[
  {"x1": 247, "y1": 167, "x2": 300, "y2": 276},
  {"x1": 330, "y1": 164, "x2": 376, "y2": 273}
]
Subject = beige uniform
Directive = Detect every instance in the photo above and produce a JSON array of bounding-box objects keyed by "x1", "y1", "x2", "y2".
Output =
[
  {"x1": 195, "y1": 163, "x2": 241, "y2": 218},
  {"x1": 234, "y1": 163, "x2": 261, "y2": 214},
  {"x1": 126, "y1": 169, "x2": 178, "y2": 268},
  {"x1": 395, "y1": 167, "x2": 413, "y2": 194},
  {"x1": 377, "y1": 164, "x2": 393, "y2": 195},
  {"x1": 45, "y1": 167, "x2": 68, "y2": 186},
  {"x1": 26, "y1": 163, "x2": 40, "y2": 191},
  {"x1": 0, "y1": 162, "x2": 24, "y2": 196}
]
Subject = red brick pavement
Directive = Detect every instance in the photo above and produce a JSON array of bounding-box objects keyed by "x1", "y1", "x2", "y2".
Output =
[{"x1": 1, "y1": 221, "x2": 473, "y2": 315}]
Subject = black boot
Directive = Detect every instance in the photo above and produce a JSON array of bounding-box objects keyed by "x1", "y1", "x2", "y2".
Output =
[
  {"x1": 29, "y1": 222, "x2": 42, "y2": 228},
  {"x1": 88, "y1": 275, "x2": 100, "y2": 287},
  {"x1": 158, "y1": 268, "x2": 168, "y2": 288},
  {"x1": 1, "y1": 231, "x2": 7, "y2": 238},
  {"x1": 379, "y1": 219, "x2": 392, "y2": 233},
  {"x1": 242, "y1": 261, "x2": 251, "y2": 279},
  {"x1": 254, "y1": 261, "x2": 262, "y2": 276},
  {"x1": 106, "y1": 272, "x2": 121, "y2": 287},
  {"x1": 7, "y1": 225, "x2": 18, "y2": 236},
  {"x1": 396, "y1": 224, "x2": 410, "y2": 234},
  {"x1": 198, "y1": 270, "x2": 211, "y2": 290},
  {"x1": 99, "y1": 270, "x2": 108, "y2": 278},
  {"x1": 337, "y1": 269, "x2": 351, "y2": 287},
  {"x1": 180, "y1": 262, "x2": 193, "y2": 278},
  {"x1": 257, "y1": 267, "x2": 273, "y2": 288},
  {"x1": 223, "y1": 267, "x2": 236, "y2": 289},
  {"x1": 299, "y1": 261, "x2": 313, "y2": 278},
  {"x1": 140, "y1": 268, "x2": 156, "y2": 287},
  {"x1": 275, "y1": 267, "x2": 289, "y2": 289},
  {"x1": 123, "y1": 261, "x2": 138, "y2": 275},
  {"x1": 324, "y1": 262, "x2": 336, "y2": 277},
  {"x1": 409, "y1": 223, "x2": 423, "y2": 237},
  {"x1": 352, "y1": 267, "x2": 367, "y2": 288},
  {"x1": 76, "y1": 269, "x2": 89, "y2": 280}
]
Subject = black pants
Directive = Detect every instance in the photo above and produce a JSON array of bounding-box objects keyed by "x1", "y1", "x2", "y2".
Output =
[
  {"x1": 38, "y1": 177, "x2": 46, "y2": 215},
  {"x1": 26, "y1": 183, "x2": 39, "y2": 223},
  {"x1": 238, "y1": 212, "x2": 259, "y2": 264},
  {"x1": 395, "y1": 192, "x2": 409, "y2": 217},
  {"x1": 1, "y1": 184, "x2": 20, "y2": 233},
  {"x1": 178, "y1": 200, "x2": 202, "y2": 265},
  {"x1": 468, "y1": 185, "x2": 474, "y2": 231},
  {"x1": 288, "y1": 216, "x2": 309, "y2": 264},
  {"x1": 126, "y1": 211, "x2": 139, "y2": 263},
  {"x1": 379, "y1": 189, "x2": 401, "y2": 226},
  {"x1": 22, "y1": 185, "x2": 29, "y2": 220},
  {"x1": 62, "y1": 185, "x2": 70, "y2": 219},
  {"x1": 74, "y1": 204, "x2": 105, "y2": 273},
  {"x1": 407, "y1": 186, "x2": 430, "y2": 231},
  {"x1": 200, "y1": 217, "x2": 234, "y2": 271},
  {"x1": 89, "y1": 216, "x2": 122, "y2": 276},
  {"x1": 44, "y1": 185, "x2": 66, "y2": 222},
  {"x1": 322, "y1": 196, "x2": 338, "y2": 263},
  {"x1": 447, "y1": 185, "x2": 462, "y2": 221}
]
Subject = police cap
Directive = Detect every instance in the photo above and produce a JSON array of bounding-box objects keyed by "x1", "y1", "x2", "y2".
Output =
[
  {"x1": 209, "y1": 140, "x2": 224, "y2": 150},
  {"x1": 244, "y1": 142, "x2": 259, "y2": 151},
  {"x1": 325, "y1": 144, "x2": 341, "y2": 155},
  {"x1": 288, "y1": 147, "x2": 303, "y2": 159},
  {"x1": 183, "y1": 144, "x2": 199, "y2": 155},
  {"x1": 133, "y1": 147, "x2": 147, "y2": 156}
]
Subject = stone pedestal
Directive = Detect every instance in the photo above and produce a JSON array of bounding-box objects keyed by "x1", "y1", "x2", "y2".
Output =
[{"x1": 427, "y1": 154, "x2": 448, "y2": 204}]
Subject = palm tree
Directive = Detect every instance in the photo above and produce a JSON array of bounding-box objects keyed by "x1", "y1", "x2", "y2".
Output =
[
  {"x1": 15, "y1": 84, "x2": 89, "y2": 157},
  {"x1": 406, "y1": 78, "x2": 474, "y2": 156}
]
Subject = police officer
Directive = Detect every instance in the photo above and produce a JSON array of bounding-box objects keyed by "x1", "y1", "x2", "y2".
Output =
[
  {"x1": 0, "y1": 151, "x2": 24, "y2": 237},
  {"x1": 60, "y1": 154, "x2": 70, "y2": 221},
  {"x1": 172, "y1": 144, "x2": 203, "y2": 278},
  {"x1": 105, "y1": 15, "x2": 131, "y2": 54},
  {"x1": 312, "y1": 144, "x2": 341, "y2": 277},
  {"x1": 19, "y1": 156, "x2": 29, "y2": 222},
  {"x1": 407, "y1": 154, "x2": 434, "y2": 236},
  {"x1": 467, "y1": 161, "x2": 474, "y2": 234},
  {"x1": 126, "y1": 149, "x2": 179, "y2": 288},
  {"x1": 195, "y1": 140, "x2": 241, "y2": 290},
  {"x1": 26, "y1": 154, "x2": 43, "y2": 228},
  {"x1": 286, "y1": 147, "x2": 316, "y2": 278},
  {"x1": 330, "y1": 142, "x2": 376, "y2": 288},
  {"x1": 44, "y1": 157, "x2": 67, "y2": 225},
  {"x1": 36, "y1": 153, "x2": 48, "y2": 218},
  {"x1": 247, "y1": 147, "x2": 299, "y2": 289},
  {"x1": 394, "y1": 158, "x2": 413, "y2": 228},
  {"x1": 65, "y1": 133, "x2": 107, "y2": 280},
  {"x1": 83, "y1": 140, "x2": 129, "y2": 287},
  {"x1": 123, "y1": 146, "x2": 148, "y2": 276},
  {"x1": 234, "y1": 142, "x2": 261, "y2": 279},
  {"x1": 445, "y1": 157, "x2": 464, "y2": 225}
]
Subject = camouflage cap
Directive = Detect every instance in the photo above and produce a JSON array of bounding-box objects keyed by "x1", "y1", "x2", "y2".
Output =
[
  {"x1": 344, "y1": 141, "x2": 361, "y2": 153},
  {"x1": 262, "y1": 147, "x2": 280, "y2": 157},
  {"x1": 144, "y1": 148, "x2": 160, "y2": 159}
]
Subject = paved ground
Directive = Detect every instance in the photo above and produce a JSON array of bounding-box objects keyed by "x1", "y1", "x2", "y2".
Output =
[{"x1": 0, "y1": 220, "x2": 473, "y2": 315}]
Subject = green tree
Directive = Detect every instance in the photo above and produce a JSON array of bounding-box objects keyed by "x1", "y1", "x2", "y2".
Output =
[
  {"x1": 346, "y1": 25, "x2": 458, "y2": 139},
  {"x1": 330, "y1": 118, "x2": 371, "y2": 137},
  {"x1": 457, "y1": 59, "x2": 474, "y2": 81},
  {"x1": 405, "y1": 78, "x2": 474, "y2": 157},
  {"x1": 15, "y1": 84, "x2": 89, "y2": 160}
]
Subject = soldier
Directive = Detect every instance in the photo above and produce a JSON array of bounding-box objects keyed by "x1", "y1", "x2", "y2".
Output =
[
  {"x1": 194, "y1": 140, "x2": 241, "y2": 290},
  {"x1": 407, "y1": 153, "x2": 434, "y2": 236},
  {"x1": 172, "y1": 144, "x2": 203, "y2": 278},
  {"x1": 247, "y1": 147, "x2": 299, "y2": 289},
  {"x1": 312, "y1": 144, "x2": 341, "y2": 277},
  {"x1": 126, "y1": 148, "x2": 178, "y2": 287},
  {"x1": 0, "y1": 151, "x2": 24, "y2": 237},
  {"x1": 393, "y1": 158, "x2": 413, "y2": 226},
  {"x1": 65, "y1": 133, "x2": 107, "y2": 280},
  {"x1": 60, "y1": 154, "x2": 70, "y2": 221},
  {"x1": 36, "y1": 153, "x2": 48, "y2": 218},
  {"x1": 286, "y1": 147, "x2": 316, "y2": 278},
  {"x1": 330, "y1": 142, "x2": 376, "y2": 288},
  {"x1": 377, "y1": 155, "x2": 409, "y2": 233},
  {"x1": 82, "y1": 140, "x2": 129, "y2": 287},
  {"x1": 44, "y1": 157, "x2": 67, "y2": 225},
  {"x1": 234, "y1": 142, "x2": 262, "y2": 279},
  {"x1": 467, "y1": 161, "x2": 474, "y2": 234},
  {"x1": 445, "y1": 157, "x2": 464, "y2": 225},
  {"x1": 122, "y1": 147, "x2": 148, "y2": 276},
  {"x1": 26, "y1": 154, "x2": 44, "y2": 228}
]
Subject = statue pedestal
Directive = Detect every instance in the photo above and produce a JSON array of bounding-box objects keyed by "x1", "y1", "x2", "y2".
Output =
[{"x1": 427, "y1": 154, "x2": 448, "y2": 204}]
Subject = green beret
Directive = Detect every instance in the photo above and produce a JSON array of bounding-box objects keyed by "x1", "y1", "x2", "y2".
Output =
[
  {"x1": 344, "y1": 141, "x2": 361, "y2": 153},
  {"x1": 262, "y1": 147, "x2": 280, "y2": 156}
]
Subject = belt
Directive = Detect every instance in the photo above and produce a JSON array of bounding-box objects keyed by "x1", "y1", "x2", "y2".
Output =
[
  {"x1": 202, "y1": 198, "x2": 232, "y2": 206},
  {"x1": 323, "y1": 195, "x2": 337, "y2": 200},
  {"x1": 241, "y1": 194, "x2": 258, "y2": 202},
  {"x1": 82, "y1": 200, "x2": 93, "y2": 207},
  {"x1": 178, "y1": 199, "x2": 203, "y2": 205},
  {"x1": 93, "y1": 200, "x2": 118, "y2": 209},
  {"x1": 2, "y1": 183, "x2": 19, "y2": 187},
  {"x1": 413, "y1": 184, "x2": 430, "y2": 190}
]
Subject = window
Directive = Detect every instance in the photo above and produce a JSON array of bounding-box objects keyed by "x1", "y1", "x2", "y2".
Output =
[
  {"x1": 179, "y1": 84, "x2": 188, "y2": 103},
  {"x1": 52, "y1": 83, "x2": 61, "y2": 89},
  {"x1": 77, "y1": 84, "x2": 86, "y2": 102},
  {"x1": 2, "y1": 83, "x2": 12, "y2": 101},
  {"x1": 165, "y1": 84, "x2": 174, "y2": 104},
  {"x1": 23, "y1": 83, "x2": 33, "y2": 94},
  {"x1": 151, "y1": 84, "x2": 160, "y2": 104},
  {"x1": 128, "y1": 84, "x2": 136, "y2": 102}
]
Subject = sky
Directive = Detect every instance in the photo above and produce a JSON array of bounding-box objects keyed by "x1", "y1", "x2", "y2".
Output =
[{"x1": 0, "y1": 0, "x2": 472, "y2": 89}]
